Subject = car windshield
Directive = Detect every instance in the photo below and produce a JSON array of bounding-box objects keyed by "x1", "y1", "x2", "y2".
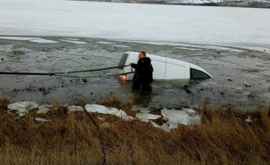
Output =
[{"x1": 118, "y1": 53, "x2": 128, "y2": 69}]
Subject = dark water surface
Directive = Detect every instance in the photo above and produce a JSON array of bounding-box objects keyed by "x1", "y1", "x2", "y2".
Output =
[{"x1": 0, "y1": 36, "x2": 269, "y2": 109}]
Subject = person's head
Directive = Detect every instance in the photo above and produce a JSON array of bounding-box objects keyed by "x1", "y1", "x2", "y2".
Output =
[{"x1": 138, "y1": 51, "x2": 146, "y2": 59}]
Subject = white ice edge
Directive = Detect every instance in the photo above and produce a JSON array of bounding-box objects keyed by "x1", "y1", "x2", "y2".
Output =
[
  {"x1": 0, "y1": 36, "x2": 58, "y2": 43},
  {"x1": 60, "y1": 39, "x2": 87, "y2": 44}
]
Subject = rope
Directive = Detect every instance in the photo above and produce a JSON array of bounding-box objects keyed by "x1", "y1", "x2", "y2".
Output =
[
  {"x1": 0, "y1": 72, "x2": 56, "y2": 76},
  {"x1": 55, "y1": 71, "x2": 134, "y2": 79},
  {"x1": 55, "y1": 65, "x2": 123, "y2": 74},
  {"x1": 0, "y1": 65, "x2": 130, "y2": 77}
]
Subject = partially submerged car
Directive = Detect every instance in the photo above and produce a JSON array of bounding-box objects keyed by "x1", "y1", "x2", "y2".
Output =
[{"x1": 118, "y1": 51, "x2": 212, "y2": 81}]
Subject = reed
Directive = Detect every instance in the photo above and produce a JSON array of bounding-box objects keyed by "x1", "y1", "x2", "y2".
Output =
[{"x1": 0, "y1": 97, "x2": 269, "y2": 165}]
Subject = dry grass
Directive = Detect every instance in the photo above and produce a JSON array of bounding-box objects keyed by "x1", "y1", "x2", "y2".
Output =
[{"x1": 0, "y1": 97, "x2": 270, "y2": 165}]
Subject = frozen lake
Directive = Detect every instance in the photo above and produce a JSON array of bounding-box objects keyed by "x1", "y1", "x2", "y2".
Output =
[
  {"x1": 0, "y1": 0, "x2": 270, "y2": 108},
  {"x1": 0, "y1": 0, "x2": 270, "y2": 48}
]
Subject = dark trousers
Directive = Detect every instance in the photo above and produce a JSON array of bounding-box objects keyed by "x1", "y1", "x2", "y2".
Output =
[{"x1": 132, "y1": 79, "x2": 152, "y2": 93}]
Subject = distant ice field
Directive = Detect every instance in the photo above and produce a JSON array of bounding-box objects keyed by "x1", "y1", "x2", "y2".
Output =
[{"x1": 0, "y1": 0, "x2": 270, "y2": 48}]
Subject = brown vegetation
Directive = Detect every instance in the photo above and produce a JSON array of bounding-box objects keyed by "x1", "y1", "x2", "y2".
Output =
[{"x1": 0, "y1": 97, "x2": 270, "y2": 165}]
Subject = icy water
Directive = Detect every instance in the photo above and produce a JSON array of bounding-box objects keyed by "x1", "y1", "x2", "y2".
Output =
[{"x1": 0, "y1": 36, "x2": 270, "y2": 109}]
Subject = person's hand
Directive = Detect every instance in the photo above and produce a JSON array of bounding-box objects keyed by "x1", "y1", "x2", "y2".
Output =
[{"x1": 130, "y1": 63, "x2": 136, "y2": 68}]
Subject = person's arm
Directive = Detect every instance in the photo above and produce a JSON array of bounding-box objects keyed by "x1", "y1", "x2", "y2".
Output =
[{"x1": 131, "y1": 63, "x2": 137, "y2": 69}]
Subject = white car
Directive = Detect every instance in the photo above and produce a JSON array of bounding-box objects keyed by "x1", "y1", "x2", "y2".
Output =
[{"x1": 118, "y1": 51, "x2": 212, "y2": 81}]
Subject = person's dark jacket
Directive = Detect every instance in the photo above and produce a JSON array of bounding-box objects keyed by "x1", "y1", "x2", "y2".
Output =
[{"x1": 131, "y1": 57, "x2": 153, "y2": 84}]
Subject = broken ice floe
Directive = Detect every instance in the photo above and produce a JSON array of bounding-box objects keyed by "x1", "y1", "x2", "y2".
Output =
[
  {"x1": 8, "y1": 101, "x2": 39, "y2": 116},
  {"x1": 245, "y1": 116, "x2": 252, "y2": 123},
  {"x1": 85, "y1": 105, "x2": 201, "y2": 130},
  {"x1": 85, "y1": 104, "x2": 133, "y2": 121},
  {"x1": 146, "y1": 108, "x2": 201, "y2": 132},
  {"x1": 37, "y1": 104, "x2": 52, "y2": 114},
  {"x1": 35, "y1": 117, "x2": 50, "y2": 122},
  {"x1": 132, "y1": 106, "x2": 201, "y2": 131},
  {"x1": 7, "y1": 101, "x2": 201, "y2": 131},
  {"x1": 136, "y1": 113, "x2": 161, "y2": 122},
  {"x1": 161, "y1": 108, "x2": 201, "y2": 129},
  {"x1": 67, "y1": 105, "x2": 84, "y2": 113}
]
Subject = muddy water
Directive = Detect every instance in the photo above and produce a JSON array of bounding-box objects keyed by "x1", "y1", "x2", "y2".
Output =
[{"x1": 0, "y1": 36, "x2": 269, "y2": 109}]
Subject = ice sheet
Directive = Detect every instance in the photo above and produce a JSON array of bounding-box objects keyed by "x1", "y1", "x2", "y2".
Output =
[{"x1": 0, "y1": 0, "x2": 270, "y2": 47}]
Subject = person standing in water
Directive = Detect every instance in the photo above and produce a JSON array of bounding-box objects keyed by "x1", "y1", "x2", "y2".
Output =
[{"x1": 131, "y1": 51, "x2": 153, "y2": 93}]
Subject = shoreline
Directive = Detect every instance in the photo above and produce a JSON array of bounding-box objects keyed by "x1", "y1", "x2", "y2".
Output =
[{"x1": 0, "y1": 96, "x2": 269, "y2": 164}]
